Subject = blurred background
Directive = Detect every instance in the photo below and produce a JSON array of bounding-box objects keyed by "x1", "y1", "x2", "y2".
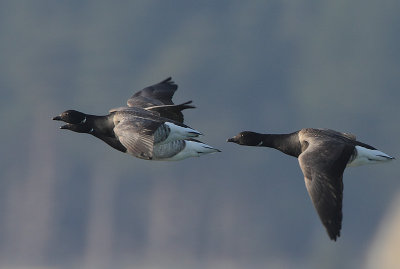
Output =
[{"x1": 0, "y1": 0, "x2": 399, "y2": 268}]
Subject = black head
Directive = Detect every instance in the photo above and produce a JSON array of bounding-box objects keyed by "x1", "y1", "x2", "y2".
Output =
[
  {"x1": 53, "y1": 110, "x2": 87, "y2": 124},
  {"x1": 227, "y1": 131, "x2": 263, "y2": 146},
  {"x1": 53, "y1": 110, "x2": 92, "y2": 133}
]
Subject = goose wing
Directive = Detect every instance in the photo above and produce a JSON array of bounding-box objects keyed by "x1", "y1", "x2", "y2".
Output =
[
  {"x1": 145, "y1": 101, "x2": 195, "y2": 123},
  {"x1": 113, "y1": 115, "x2": 161, "y2": 160},
  {"x1": 127, "y1": 77, "x2": 178, "y2": 107},
  {"x1": 113, "y1": 107, "x2": 191, "y2": 128},
  {"x1": 298, "y1": 132, "x2": 355, "y2": 240},
  {"x1": 126, "y1": 77, "x2": 194, "y2": 123},
  {"x1": 318, "y1": 128, "x2": 356, "y2": 141}
]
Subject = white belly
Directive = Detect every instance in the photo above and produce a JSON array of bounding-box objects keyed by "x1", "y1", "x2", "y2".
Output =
[
  {"x1": 161, "y1": 140, "x2": 220, "y2": 161},
  {"x1": 162, "y1": 122, "x2": 202, "y2": 144}
]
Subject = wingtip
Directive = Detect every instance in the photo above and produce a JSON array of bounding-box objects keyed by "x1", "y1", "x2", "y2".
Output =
[
  {"x1": 181, "y1": 100, "x2": 196, "y2": 109},
  {"x1": 327, "y1": 229, "x2": 340, "y2": 241},
  {"x1": 160, "y1": 76, "x2": 177, "y2": 89}
]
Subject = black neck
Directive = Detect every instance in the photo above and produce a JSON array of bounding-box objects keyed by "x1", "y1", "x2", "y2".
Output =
[
  {"x1": 75, "y1": 113, "x2": 126, "y2": 153},
  {"x1": 85, "y1": 114, "x2": 114, "y2": 133},
  {"x1": 259, "y1": 133, "x2": 301, "y2": 158}
]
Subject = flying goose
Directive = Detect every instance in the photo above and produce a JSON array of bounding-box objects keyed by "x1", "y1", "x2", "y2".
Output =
[
  {"x1": 227, "y1": 128, "x2": 394, "y2": 240},
  {"x1": 53, "y1": 78, "x2": 220, "y2": 160}
]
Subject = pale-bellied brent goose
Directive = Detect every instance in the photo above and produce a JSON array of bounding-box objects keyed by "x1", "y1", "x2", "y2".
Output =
[
  {"x1": 53, "y1": 77, "x2": 220, "y2": 160},
  {"x1": 227, "y1": 128, "x2": 394, "y2": 240}
]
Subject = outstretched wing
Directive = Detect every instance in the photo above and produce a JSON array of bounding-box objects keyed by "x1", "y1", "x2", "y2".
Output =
[
  {"x1": 298, "y1": 134, "x2": 354, "y2": 240},
  {"x1": 127, "y1": 77, "x2": 178, "y2": 108},
  {"x1": 126, "y1": 77, "x2": 194, "y2": 123}
]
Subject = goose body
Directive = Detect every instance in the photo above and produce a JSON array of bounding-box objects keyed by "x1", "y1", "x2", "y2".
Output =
[
  {"x1": 227, "y1": 128, "x2": 394, "y2": 240},
  {"x1": 53, "y1": 78, "x2": 220, "y2": 160}
]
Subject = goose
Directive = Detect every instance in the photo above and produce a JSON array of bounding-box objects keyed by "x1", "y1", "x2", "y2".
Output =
[
  {"x1": 227, "y1": 128, "x2": 394, "y2": 240},
  {"x1": 53, "y1": 77, "x2": 220, "y2": 160}
]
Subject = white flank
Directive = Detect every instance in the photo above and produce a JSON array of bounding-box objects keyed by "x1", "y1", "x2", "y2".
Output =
[
  {"x1": 347, "y1": 146, "x2": 394, "y2": 167},
  {"x1": 163, "y1": 140, "x2": 220, "y2": 161},
  {"x1": 161, "y1": 122, "x2": 202, "y2": 144}
]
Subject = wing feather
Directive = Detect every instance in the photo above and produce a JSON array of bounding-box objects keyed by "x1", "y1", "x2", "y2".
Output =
[
  {"x1": 127, "y1": 77, "x2": 177, "y2": 108},
  {"x1": 145, "y1": 101, "x2": 195, "y2": 123},
  {"x1": 125, "y1": 78, "x2": 194, "y2": 123},
  {"x1": 113, "y1": 117, "x2": 160, "y2": 160},
  {"x1": 298, "y1": 135, "x2": 354, "y2": 240}
]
